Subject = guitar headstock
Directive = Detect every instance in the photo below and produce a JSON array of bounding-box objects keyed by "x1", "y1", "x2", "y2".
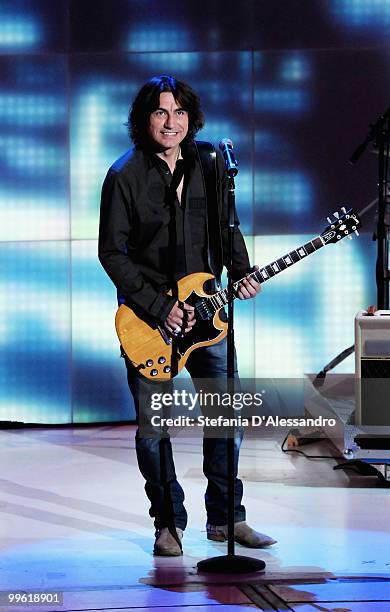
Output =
[{"x1": 321, "y1": 207, "x2": 362, "y2": 245}]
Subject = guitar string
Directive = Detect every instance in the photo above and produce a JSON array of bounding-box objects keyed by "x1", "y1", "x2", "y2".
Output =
[{"x1": 202, "y1": 210, "x2": 360, "y2": 315}]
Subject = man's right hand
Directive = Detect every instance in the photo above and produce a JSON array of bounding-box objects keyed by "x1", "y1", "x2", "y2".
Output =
[{"x1": 164, "y1": 301, "x2": 196, "y2": 336}]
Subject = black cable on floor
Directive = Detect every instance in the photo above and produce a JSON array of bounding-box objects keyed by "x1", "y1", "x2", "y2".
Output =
[{"x1": 281, "y1": 433, "x2": 344, "y2": 461}]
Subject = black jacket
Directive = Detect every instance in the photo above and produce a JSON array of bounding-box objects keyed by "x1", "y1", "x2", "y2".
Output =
[{"x1": 98, "y1": 140, "x2": 250, "y2": 325}]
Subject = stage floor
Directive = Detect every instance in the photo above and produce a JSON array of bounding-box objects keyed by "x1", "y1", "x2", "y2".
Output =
[{"x1": 1, "y1": 424, "x2": 390, "y2": 611}]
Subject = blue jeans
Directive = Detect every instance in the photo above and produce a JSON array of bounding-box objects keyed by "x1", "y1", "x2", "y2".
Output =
[{"x1": 125, "y1": 336, "x2": 246, "y2": 530}]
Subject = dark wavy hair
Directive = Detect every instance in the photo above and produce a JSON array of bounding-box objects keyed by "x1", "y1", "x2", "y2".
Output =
[{"x1": 127, "y1": 75, "x2": 205, "y2": 147}]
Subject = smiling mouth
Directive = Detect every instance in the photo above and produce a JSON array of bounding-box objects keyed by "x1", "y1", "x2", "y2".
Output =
[{"x1": 161, "y1": 131, "x2": 179, "y2": 136}]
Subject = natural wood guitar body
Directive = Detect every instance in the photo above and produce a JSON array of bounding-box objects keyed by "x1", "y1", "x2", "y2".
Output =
[{"x1": 115, "y1": 272, "x2": 228, "y2": 380}]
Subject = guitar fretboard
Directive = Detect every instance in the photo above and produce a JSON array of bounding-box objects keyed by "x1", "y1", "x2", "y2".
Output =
[{"x1": 204, "y1": 235, "x2": 324, "y2": 313}]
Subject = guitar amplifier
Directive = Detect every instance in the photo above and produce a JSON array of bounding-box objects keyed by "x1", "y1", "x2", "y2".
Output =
[{"x1": 355, "y1": 310, "x2": 390, "y2": 427}]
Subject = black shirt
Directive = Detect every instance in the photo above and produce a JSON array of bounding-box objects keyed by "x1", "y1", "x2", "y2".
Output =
[{"x1": 98, "y1": 140, "x2": 250, "y2": 325}]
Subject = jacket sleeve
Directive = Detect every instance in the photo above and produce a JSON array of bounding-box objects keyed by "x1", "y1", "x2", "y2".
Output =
[
  {"x1": 216, "y1": 151, "x2": 251, "y2": 280},
  {"x1": 98, "y1": 170, "x2": 176, "y2": 325}
]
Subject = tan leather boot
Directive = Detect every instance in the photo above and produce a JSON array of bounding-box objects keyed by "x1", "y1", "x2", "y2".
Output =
[
  {"x1": 154, "y1": 527, "x2": 183, "y2": 556},
  {"x1": 206, "y1": 521, "x2": 276, "y2": 548}
]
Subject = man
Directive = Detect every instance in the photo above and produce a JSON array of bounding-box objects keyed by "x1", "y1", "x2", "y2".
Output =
[{"x1": 99, "y1": 75, "x2": 276, "y2": 555}]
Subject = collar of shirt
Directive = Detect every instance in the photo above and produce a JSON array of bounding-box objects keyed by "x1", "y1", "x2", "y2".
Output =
[{"x1": 141, "y1": 139, "x2": 197, "y2": 173}]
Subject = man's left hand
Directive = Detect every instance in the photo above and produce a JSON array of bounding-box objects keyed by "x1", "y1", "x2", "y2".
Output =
[{"x1": 236, "y1": 267, "x2": 261, "y2": 300}]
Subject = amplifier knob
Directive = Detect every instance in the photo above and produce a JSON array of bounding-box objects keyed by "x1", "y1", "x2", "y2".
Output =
[
  {"x1": 146, "y1": 359, "x2": 153, "y2": 367},
  {"x1": 150, "y1": 369, "x2": 158, "y2": 376},
  {"x1": 158, "y1": 356, "x2": 166, "y2": 364},
  {"x1": 163, "y1": 365, "x2": 171, "y2": 373}
]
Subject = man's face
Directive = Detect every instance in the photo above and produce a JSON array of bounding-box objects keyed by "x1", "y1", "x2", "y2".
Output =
[{"x1": 148, "y1": 91, "x2": 189, "y2": 152}]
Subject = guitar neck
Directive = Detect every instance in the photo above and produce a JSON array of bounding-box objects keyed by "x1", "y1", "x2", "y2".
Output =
[{"x1": 209, "y1": 234, "x2": 325, "y2": 310}]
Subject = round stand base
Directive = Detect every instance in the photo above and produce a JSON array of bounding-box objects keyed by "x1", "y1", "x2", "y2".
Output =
[{"x1": 197, "y1": 554, "x2": 265, "y2": 574}]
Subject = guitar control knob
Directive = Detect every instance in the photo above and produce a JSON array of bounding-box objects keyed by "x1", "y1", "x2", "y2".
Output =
[
  {"x1": 158, "y1": 356, "x2": 166, "y2": 364},
  {"x1": 163, "y1": 366, "x2": 171, "y2": 373},
  {"x1": 150, "y1": 369, "x2": 158, "y2": 376},
  {"x1": 146, "y1": 359, "x2": 153, "y2": 367}
]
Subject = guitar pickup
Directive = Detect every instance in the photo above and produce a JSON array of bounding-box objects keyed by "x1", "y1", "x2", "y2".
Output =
[{"x1": 195, "y1": 300, "x2": 212, "y2": 320}]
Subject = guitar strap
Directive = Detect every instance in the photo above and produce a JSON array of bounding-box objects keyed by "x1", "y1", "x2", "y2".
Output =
[
  {"x1": 166, "y1": 159, "x2": 185, "y2": 298},
  {"x1": 195, "y1": 141, "x2": 223, "y2": 288}
]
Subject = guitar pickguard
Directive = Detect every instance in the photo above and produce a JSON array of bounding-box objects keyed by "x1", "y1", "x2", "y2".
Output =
[{"x1": 176, "y1": 290, "x2": 225, "y2": 357}]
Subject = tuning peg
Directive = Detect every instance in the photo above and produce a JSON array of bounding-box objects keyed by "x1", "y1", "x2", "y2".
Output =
[
  {"x1": 347, "y1": 235, "x2": 353, "y2": 240},
  {"x1": 333, "y1": 211, "x2": 340, "y2": 219},
  {"x1": 341, "y1": 206, "x2": 346, "y2": 214},
  {"x1": 327, "y1": 217, "x2": 332, "y2": 224},
  {"x1": 355, "y1": 230, "x2": 359, "y2": 236}
]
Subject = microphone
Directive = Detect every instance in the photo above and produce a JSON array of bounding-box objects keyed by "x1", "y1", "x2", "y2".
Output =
[{"x1": 219, "y1": 138, "x2": 238, "y2": 177}]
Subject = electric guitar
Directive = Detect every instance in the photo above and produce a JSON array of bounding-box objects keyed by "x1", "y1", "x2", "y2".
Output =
[{"x1": 116, "y1": 207, "x2": 361, "y2": 380}]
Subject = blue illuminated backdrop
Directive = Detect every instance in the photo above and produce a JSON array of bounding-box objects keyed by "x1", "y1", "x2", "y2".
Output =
[{"x1": 0, "y1": 0, "x2": 387, "y2": 423}]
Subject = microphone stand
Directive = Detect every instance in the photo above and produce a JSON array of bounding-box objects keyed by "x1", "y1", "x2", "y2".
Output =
[
  {"x1": 197, "y1": 168, "x2": 265, "y2": 574},
  {"x1": 314, "y1": 107, "x2": 390, "y2": 384},
  {"x1": 350, "y1": 107, "x2": 390, "y2": 308},
  {"x1": 373, "y1": 109, "x2": 390, "y2": 309}
]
